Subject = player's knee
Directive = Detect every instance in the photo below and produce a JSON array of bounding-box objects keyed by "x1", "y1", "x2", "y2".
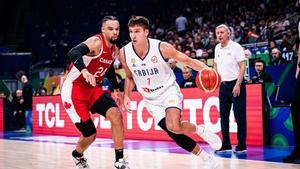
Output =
[
  {"x1": 166, "y1": 122, "x2": 173, "y2": 132},
  {"x1": 171, "y1": 125, "x2": 181, "y2": 133},
  {"x1": 107, "y1": 107, "x2": 123, "y2": 125},
  {"x1": 166, "y1": 122, "x2": 181, "y2": 133},
  {"x1": 75, "y1": 118, "x2": 96, "y2": 138}
]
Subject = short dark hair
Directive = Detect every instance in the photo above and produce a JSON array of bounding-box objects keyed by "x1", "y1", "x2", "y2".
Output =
[
  {"x1": 255, "y1": 59, "x2": 266, "y2": 70},
  {"x1": 255, "y1": 59, "x2": 265, "y2": 65},
  {"x1": 128, "y1": 16, "x2": 149, "y2": 30},
  {"x1": 101, "y1": 16, "x2": 118, "y2": 26}
]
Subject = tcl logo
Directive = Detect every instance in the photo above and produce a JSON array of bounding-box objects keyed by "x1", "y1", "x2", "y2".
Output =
[{"x1": 36, "y1": 103, "x2": 64, "y2": 128}]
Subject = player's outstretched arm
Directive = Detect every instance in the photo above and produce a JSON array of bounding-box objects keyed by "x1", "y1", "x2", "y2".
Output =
[
  {"x1": 160, "y1": 42, "x2": 208, "y2": 71},
  {"x1": 119, "y1": 48, "x2": 136, "y2": 112}
]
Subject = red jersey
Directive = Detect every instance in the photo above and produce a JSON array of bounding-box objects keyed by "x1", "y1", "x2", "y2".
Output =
[{"x1": 66, "y1": 33, "x2": 116, "y2": 87}]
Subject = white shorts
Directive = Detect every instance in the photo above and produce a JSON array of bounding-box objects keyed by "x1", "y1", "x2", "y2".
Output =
[{"x1": 143, "y1": 83, "x2": 183, "y2": 123}]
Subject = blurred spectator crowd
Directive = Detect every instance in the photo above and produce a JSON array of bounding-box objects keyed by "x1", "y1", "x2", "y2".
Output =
[{"x1": 25, "y1": 0, "x2": 298, "y2": 68}]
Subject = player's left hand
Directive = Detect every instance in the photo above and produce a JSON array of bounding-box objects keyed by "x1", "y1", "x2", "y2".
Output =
[
  {"x1": 81, "y1": 69, "x2": 96, "y2": 87},
  {"x1": 113, "y1": 89, "x2": 123, "y2": 106},
  {"x1": 123, "y1": 95, "x2": 132, "y2": 113}
]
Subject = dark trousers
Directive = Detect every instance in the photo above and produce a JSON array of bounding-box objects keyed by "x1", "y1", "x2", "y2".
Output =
[
  {"x1": 291, "y1": 75, "x2": 300, "y2": 153},
  {"x1": 219, "y1": 80, "x2": 247, "y2": 147}
]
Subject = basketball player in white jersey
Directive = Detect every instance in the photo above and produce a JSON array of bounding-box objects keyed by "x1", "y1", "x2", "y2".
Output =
[
  {"x1": 119, "y1": 16, "x2": 221, "y2": 168},
  {"x1": 61, "y1": 16, "x2": 129, "y2": 169}
]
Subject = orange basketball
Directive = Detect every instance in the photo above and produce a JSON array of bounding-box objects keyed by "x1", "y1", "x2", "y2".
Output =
[{"x1": 195, "y1": 68, "x2": 220, "y2": 92}]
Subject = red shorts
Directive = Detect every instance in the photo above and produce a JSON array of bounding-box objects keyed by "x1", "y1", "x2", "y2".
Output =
[{"x1": 61, "y1": 82, "x2": 104, "y2": 123}]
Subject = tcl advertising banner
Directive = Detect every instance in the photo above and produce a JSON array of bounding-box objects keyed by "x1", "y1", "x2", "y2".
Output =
[
  {"x1": 0, "y1": 99, "x2": 3, "y2": 131},
  {"x1": 33, "y1": 84, "x2": 263, "y2": 145}
]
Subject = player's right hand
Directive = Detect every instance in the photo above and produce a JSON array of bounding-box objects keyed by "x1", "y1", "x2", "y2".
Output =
[
  {"x1": 123, "y1": 95, "x2": 132, "y2": 113},
  {"x1": 81, "y1": 69, "x2": 96, "y2": 87}
]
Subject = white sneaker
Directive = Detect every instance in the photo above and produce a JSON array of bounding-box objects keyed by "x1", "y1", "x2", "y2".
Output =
[
  {"x1": 202, "y1": 154, "x2": 220, "y2": 169},
  {"x1": 114, "y1": 157, "x2": 130, "y2": 169},
  {"x1": 73, "y1": 156, "x2": 91, "y2": 169},
  {"x1": 197, "y1": 125, "x2": 222, "y2": 150}
]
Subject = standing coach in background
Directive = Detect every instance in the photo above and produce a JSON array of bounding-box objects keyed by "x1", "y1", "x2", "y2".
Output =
[{"x1": 213, "y1": 24, "x2": 247, "y2": 154}]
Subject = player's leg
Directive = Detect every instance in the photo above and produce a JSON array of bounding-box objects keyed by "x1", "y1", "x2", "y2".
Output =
[
  {"x1": 70, "y1": 103, "x2": 96, "y2": 169},
  {"x1": 165, "y1": 107, "x2": 221, "y2": 150},
  {"x1": 158, "y1": 118, "x2": 220, "y2": 168},
  {"x1": 91, "y1": 92, "x2": 129, "y2": 169},
  {"x1": 158, "y1": 117, "x2": 197, "y2": 152},
  {"x1": 162, "y1": 85, "x2": 196, "y2": 134},
  {"x1": 61, "y1": 83, "x2": 94, "y2": 169},
  {"x1": 165, "y1": 107, "x2": 196, "y2": 134},
  {"x1": 144, "y1": 96, "x2": 199, "y2": 151},
  {"x1": 74, "y1": 119, "x2": 97, "y2": 154},
  {"x1": 106, "y1": 107, "x2": 124, "y2": 151},
  {"x1": 107, "y1": 108, "x2": 129, "y2": 169},
  {"x1": 72, "y1": 118, "x2": 96, "y2": 169},
  {"x1": 162, "y1": 85, "x2": 221, "y2": 150}
]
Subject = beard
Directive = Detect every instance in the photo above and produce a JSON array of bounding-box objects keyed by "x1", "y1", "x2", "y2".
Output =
[{"x1": 110, "y1": 37, "x2": 118, "y2": 44}]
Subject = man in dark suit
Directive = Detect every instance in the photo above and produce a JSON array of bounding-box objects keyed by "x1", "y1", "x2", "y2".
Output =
[{"x1": 251, "y1": 59, "x2": 272, "y2": 83}]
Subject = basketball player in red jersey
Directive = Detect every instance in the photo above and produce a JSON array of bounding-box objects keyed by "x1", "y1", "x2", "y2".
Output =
[{"x1": 61, "y1": 16, "x2": 129, "y2": 169}]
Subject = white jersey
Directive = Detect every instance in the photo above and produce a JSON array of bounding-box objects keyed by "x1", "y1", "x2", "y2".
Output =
[{"x1": 124, "y1": 38, "x2": 177, "y2": 99}]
